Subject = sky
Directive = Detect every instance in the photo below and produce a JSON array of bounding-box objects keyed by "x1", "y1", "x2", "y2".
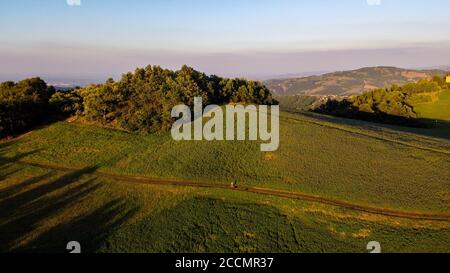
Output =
[{"x1": 1, "y1": 0, "x2": 450, "y2": 83}]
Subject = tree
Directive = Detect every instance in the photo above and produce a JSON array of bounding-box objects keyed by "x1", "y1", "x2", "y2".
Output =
[
  {"x1": 0, "y1": 77, "x2": 55, "y2": 137},
  {"x1": 77, "y1": 65, "x2": 277, "y2": 133}
]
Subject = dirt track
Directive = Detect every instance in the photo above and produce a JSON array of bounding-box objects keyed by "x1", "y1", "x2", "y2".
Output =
[{"x1": 17, "y1": 160, "x2": 450, "y2": 222}]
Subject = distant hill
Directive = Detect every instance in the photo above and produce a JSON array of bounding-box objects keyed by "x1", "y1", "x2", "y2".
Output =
[
  {"x1": 314, "y1": 76, "x2": 450, "y2": 127},
  {"x1": 264, "y1": 67, "x2": 448, "y2": 96}
]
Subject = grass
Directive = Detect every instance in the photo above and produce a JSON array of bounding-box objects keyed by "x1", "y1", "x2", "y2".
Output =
[
  {"x1": 0, "y1": 164, "x2": 448, "y2": 253},
  {"x1": 0, "y1": 111, "x2": 449, "y2": 253},
  {"x1": 1, "y1": 111, "x2": 449, "y2": 213},
  {"x1": 415, "y1": 89, "x2": 450, "y2": 122}
]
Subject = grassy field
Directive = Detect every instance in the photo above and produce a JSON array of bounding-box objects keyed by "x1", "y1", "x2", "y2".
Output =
[
  {"x1": 1, "y1": 112, "x2": 449, "y2": 212},
  {"x1": 0, "y1": 164, "x2": 448, "y2": 253},
  {"x1": 415, "y1": 89, "x2": 450, "y2": 122},
  {"x1": 0, "y1": 111, "x2": 449, "y2": 253}
]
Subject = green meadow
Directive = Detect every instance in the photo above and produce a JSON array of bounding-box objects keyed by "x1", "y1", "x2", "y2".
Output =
[
  {"x1": 415, "y1": 89, "x2": 450, "y2": 122},
  {"x1": 0, "y1": 164, "x2": 449, "y2": 253},
  {"x1": 0, "y1": 111, "x2": 449, "y2": 252}
]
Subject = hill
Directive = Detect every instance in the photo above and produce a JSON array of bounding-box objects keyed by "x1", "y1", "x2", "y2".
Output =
[
  {"x1": 315, "y1": 76, "x2": 450, "y2": 127},
  {"x1": 1, "y1": 111, "x2": 449, "y2": 252},
  {"x1": 264, "y1": 67, "x2": 448, "y2": 96}
]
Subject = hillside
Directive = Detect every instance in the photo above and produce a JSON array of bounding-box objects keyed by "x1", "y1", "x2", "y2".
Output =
[
  {"x1": 415, "y1": 89, "x2": 450, "y2": 122},
  {"x1": 1, "y1": 111, "x2": 449, "y2": 252},
  {"x1": 1, "y1": 69, "x2": 449, "y2": 254},
  {"x1": 274, "y1": 94, "x2": 322, "y2": 111},
  {"x1": 315, "y1": 76, "x2": 450, "y2": 128},
  {"x1": 264, "y1": 67, "x2": 448, "y2": 96}
]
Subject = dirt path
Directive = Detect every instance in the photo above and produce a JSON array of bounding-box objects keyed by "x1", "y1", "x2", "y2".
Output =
[{"x1": 17, "y1": 160, "x2": 450, "y2": 222}]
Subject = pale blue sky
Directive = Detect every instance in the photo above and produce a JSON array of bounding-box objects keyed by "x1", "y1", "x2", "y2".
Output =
[{"x1": 1, "y1": 0, "x2": 450, "y2": 82}]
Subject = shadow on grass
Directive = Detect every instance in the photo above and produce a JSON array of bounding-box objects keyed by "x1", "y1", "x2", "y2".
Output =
[
  {"x1": 0, "y1": 172, "x2": 54, "y2": 200},
  {"x1": 0, "y1": 167, "x2": 24, "y2": 182},
  {"x1": 0, "y1": 149, "x2": 43, "y2": 167},
  {"x1": 0, "y1": 140, "x2": 141, "y2": 253},
  {"x1": 25, "y1": 198, "x2": 139, "y2": 253},
  {"x1": 0, "y1": 141, "x2": 43, "y2": 180},
  {"x1": 0, "y1": 162, "x2": 139, "y2": 253},
  {"x1": 0, "y1": 166, "x2": 98, "y2": 251},
  {"x1": 103, "y1": 197, "x2": 359, "y2": 253},
  {"x1": 289, "y1": 109, "x2": 450, "y2": 141},
  {"x1": 0, "y1": 147, "x2": 42, "y2": 182}
]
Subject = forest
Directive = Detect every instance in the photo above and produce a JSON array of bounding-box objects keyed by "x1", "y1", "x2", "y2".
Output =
[{"x1": 0, "y1": 65, "x2": 276, "y2": 137}]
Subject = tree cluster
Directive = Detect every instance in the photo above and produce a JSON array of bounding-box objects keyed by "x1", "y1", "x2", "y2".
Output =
[
  {"x1": 79, "y1": 65, "x2": 277, "y2": 133},
  {"x1": 315, "y1": 76, "x2": 449, "y2": 125},
  {"x1": 0, "y1": 78, "x2": 56, "y2": 137},
  {"x1": 1, "y1": 65, "x2": 277, "y2": 137}
]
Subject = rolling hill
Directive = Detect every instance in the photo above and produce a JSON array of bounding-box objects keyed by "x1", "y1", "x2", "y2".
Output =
[
  {"x1": 1, "y1": 111, "x2": 449, "y2": 253},
  {"x1": 1, "y1": 67, "x2": 449, "y2": 253},
  {"x1": 264, "y1": 67, "x2": 448, "y2": 96}
]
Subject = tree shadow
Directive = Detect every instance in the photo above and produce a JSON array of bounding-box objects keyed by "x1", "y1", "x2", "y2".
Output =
[
  {"x1": 0, "y1": 139, "x2": 43, "y2": 173},
  {"x1": 0, "y1": 136, "x2": 140, "y2": 253},
  {"x1": 0, "y1": 167, "x2": 98, "y2": 251},
  {"x1": 310, "y1": 102, "x2": 450, "y2": 141},
  {"x1": 0, "y1": 172, "x2": 54, "y2": 199},
  {"x1": 104, "y1": 197, "x2": 359, "y2": 253},
  {"x1": 0, "y1": 165, "x2": 139, "y2": 253},
  {"x1": 0, "y1": 167, "x2": 24, "y2": 181},
  {"x1": 0, "y1": 148, "x2": 43, "y2": 182},
  {"x1": 0, "y1": 138, "x2": 20, "y2": 151},
  {"x1": 0, "y1": 149, "x2": 43, "y2": 166},
  {"x1": 23, "y1": 198, "x2": 139, "y2": 253}
]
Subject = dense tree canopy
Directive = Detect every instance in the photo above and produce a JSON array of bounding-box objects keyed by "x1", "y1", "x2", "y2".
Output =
[
  {"x1": 79, "y1": 65, "x2": 277, "y2": 133},
  {"x1": 1, "y1": 65, "x2": 277, "y2": 137},
  {"x1": 0, "y1": 78, "x2": 55, "y2": 137},
  {"x1": 49, "y1": 89, "x2": 84, "y2": 115}
]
